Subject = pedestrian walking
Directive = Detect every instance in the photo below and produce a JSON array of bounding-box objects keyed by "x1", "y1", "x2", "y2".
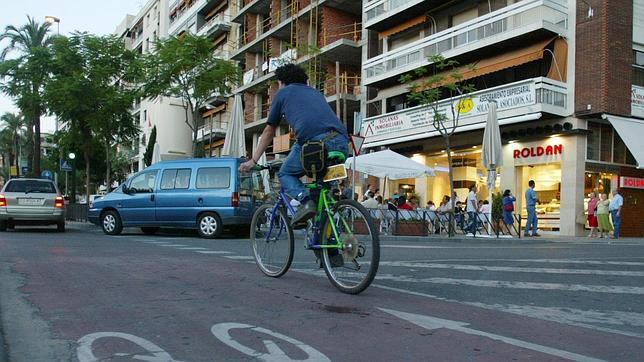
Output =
[
  {"x1": 524, "y1": 180, "x2": 540, "y2": 237},
  {"x1": 596, "y1": 193, "x2": 612, "y2": 238},
  {"x1": 502, "y1": 189, "x2": 516, "y2": 232},
  {"x1": 609, "y1": 189, "x2": 624, "y2": 239},
  {"x1": 586, "y1": 192, "x2": 599, "y2": 238},
  {"x1": 466, "y1": 184, "x2": 478, "y2": 235}
]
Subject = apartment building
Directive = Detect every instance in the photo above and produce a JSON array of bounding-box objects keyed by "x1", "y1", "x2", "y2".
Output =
[
  {"x1": 115, "y1": 0, "x2": 192, "y2": 173},
  {"x1": 360, "y1": 0, "x2": 643, "y2": 236},
  {"x1": 230, "y1": 0, "x2": 361, "y2": 158},
  {"x1": 168, "y1": 0, "x2": 239, "y2": 156}
]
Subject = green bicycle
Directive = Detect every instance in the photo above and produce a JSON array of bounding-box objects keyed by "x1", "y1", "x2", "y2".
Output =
[{"x1": 249, "y1": 151, "x2": 380, "y2": 294}]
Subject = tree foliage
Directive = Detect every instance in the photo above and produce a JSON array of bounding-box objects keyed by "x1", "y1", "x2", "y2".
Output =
[
  {"x1": 142, "y1": 33, "x2": 239, "y2": 156},
  {"x1": 0, "y1": 16, "x2": 54, "y2": 176},
  {"x1": 45, "y1": 33, "x2": 141, "y2": 202},
  {"x1": 400, "y1": 55, "x2": 476, "y2": 236},
  {"x1": 144, "y1": 125, "x2": 157, "y2": 167}
]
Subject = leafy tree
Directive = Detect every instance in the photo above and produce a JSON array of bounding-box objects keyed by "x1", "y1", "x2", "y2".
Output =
[
  {"x1": 143, "y1": 33, "x2": 239, "y2": 156},
  {"x1": 45, "y1": 33, "x2": 141, "y2": 203},
  {"x1": 0, "y1": 112, "x2": 26, "y2": 175},
  {"x1": 400, "y1": 55, "x2": 476, "y2": 236},
  {"x1": 144, "y1": 125, "x2": 157, "y2": 166},
  {"x1": 0, "y1": 16, "x2": 54, "y2": 176}
]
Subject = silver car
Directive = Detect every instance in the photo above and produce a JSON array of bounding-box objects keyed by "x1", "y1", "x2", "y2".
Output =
[{"x1": 0, "y1": 178, "x2": 66, "y2": 232}]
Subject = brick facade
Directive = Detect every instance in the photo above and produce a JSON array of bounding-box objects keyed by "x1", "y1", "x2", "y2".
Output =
[
  {"x1": 245, "y1": 13, "x2": 258, "y2": 43},
  {"x1": 575, "y1": 0, "x2": 633, "y2": 117},
  {"x1": 318, "y1": 6, "x2": 359, "y2": 46}
]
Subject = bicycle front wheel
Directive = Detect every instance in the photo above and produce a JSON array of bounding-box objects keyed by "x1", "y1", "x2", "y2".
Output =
[
  {"x1": 320, "y1": 199, "x2": 380, "y2": 294},
  {"x1": 250, "y1": 204, "x2": 294, "y2": 277}
]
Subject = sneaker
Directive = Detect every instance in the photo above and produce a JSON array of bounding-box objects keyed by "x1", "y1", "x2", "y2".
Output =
[
  {"x1": 523, "y1": 234, "x2": 531, "y2": 237},
  {"x1": 532, "y1": 233, "x2": 541, "y2": 237},
  {"x1": 291, "y1": 200, "x2": 316, "y2": 229}
]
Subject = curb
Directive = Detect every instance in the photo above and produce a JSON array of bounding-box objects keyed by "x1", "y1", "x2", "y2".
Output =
[{"x1": 379, "y1": 235, "x2": 553, "y2": 243}]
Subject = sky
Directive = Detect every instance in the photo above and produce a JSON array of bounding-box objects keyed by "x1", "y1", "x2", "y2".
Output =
[{"x1": 1, "y1": 0, "x2": 146, "y2": 133}]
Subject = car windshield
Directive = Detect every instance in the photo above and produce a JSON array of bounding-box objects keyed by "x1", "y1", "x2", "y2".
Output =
[{"x1": 5, "y1": 180, "x2": 56, "y2": 194}]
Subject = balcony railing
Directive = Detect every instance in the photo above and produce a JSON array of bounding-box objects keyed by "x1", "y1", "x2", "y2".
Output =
[
  {"x1": 365, "y1": 0, "x2": 423, "y2": 25},
  {"x1": 361, "y1": 77, "x2": 569, "y2": 146},
  {"x1": 197, "y1": 13, "x2": 232, "y2": 37},
  {"x1": 197, "y1": 121, "x2": 228, "y2": 140},
  {"x1": 363, "y1": 0, "x2": 568, "y2": 85}
]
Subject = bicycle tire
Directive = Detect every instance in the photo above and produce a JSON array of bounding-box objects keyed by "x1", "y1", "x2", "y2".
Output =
[
  {"x1": 250, "y1": 204, "x2": 294, "y2": 277},
  {"x1": 319, "y1": 199, "x2": 380, "y2": 294}
]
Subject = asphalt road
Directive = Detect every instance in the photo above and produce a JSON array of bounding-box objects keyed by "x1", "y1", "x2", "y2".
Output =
[{"x1": 1, "y1": 223, "x2": 643, "y2": 361}]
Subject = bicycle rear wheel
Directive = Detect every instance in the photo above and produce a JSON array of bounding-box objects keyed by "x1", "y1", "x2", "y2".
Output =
[
  {"x1": 319, "y1": 199, "x2": 380, "y2": 294},
  {"x1": 250, "y1": 204, "x2": 294, "y2": 277}
]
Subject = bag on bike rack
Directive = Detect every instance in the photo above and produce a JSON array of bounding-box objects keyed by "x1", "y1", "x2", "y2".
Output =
[{"x1": 300, "y1": 141, "x2": 326, "y2": 178}]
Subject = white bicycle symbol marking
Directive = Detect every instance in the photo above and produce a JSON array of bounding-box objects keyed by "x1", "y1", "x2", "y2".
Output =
[{"x1": 77, "y1": 323, "x2": 329, "y2": 362}]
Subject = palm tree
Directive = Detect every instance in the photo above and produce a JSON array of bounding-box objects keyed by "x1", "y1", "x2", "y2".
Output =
[
  {"x1": 0, "y1": 16, "x2": 53, "y2": 176},
  {"x1": 0, "y1": 112, "x2": 26, "y2": 175}
]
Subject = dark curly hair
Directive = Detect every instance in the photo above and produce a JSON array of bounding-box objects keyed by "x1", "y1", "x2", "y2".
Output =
[{"x1": 274, "y1": 63, "x2": 308, "y2": 85}]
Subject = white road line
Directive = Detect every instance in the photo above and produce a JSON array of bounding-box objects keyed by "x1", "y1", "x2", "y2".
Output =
[
  {"x1": 374, "y1": 274, "x2": 644, "y2": 295},
  {"x1": 224, "y1": 256, "x2": 254, "y2": 260},
  {"x1": 379, "y1": 262, "x2": 644, "y2": 277},
  {"x1": 177, "y1": 247, "x2": 208, "y2": 250},
  {"x1": 379, "y1": 308, "x2": 607, "y2": 362},
  {"x1": 143, "y1": 241, "x2": 170, "y2": 244},
  {"x1": 195, "y1": 251, "x2": 233, "y2": 254},
  {"x1": 374, "y1": 284, "x2": 644, "y2": 339},
  {"x1": 515, "y1": 259, "x2": 644, "y2": 266},
  {"x1": 158, "y1": 244, "x2": 188, "y2": 247},
  {"x1": 381, "y1": 245, "x2": 573, "y2": 249}
]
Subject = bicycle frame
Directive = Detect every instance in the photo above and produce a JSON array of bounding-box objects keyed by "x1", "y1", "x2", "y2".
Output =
[{"x1": 264, "y1": 183, "x2": 349, "y2": 251}]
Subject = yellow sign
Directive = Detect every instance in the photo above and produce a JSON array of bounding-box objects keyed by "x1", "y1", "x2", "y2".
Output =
[
  {"x1": 455, "y1": 97, "x2": 474, "y2": 114},
  {"x1": 10, "y1": 166, "x2": 17, "y2": 176},
  {"x1": 323, "y1": 164, "x2": 348, "y2": 182}
]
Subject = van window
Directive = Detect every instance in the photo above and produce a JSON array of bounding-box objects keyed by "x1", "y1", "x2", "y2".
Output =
[
  {"x1": 196, "y1": 167, "x2": 230, "y2": 189},
  {"x1": 160, "y1": 168, "x2": 191, "y2": 190},
  {"x1": 130, "y1": 171, "x2": 157, "y2": 193}
]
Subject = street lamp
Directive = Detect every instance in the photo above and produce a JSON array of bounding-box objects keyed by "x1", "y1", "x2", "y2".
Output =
[
  {"x1": 45, "y1": 16, "x2": 60, "y2": 35},
  {"x1": 68, "y1": 152, "x2": 76, "y2": 203}
]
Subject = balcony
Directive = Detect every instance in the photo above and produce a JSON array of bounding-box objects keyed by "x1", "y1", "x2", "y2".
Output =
[
  {"x1": 365, "y1": 0, "x2": 436, "y2": 31},
  {"x1": 197, "y1": 13, "x2": 232, "y2": 38},
  {"x1": 197, "y1": 121, "x2": 228, "y2": 141},
  {"x1": 363, "y1": 0, "x2": 568, "y2": 86},
  {"x1": 361, "y1": 77, "x2": 569, "y2": 147},
  {"x1": 169, "y1": 0, "x2": 209, "y2": 35}
]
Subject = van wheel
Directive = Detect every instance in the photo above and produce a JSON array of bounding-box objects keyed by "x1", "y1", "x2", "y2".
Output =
[
  {"x1": 102, "y1": 211, "x2": 123, "y2": 235},
  {"x1": 141, "y1": 227, "x2": 159, "y2": 235},
  {"x1": 57, "y1": 222, "x2": 65, "y2": 232},
  {"x1": 197, "y1": 212, "x2": 222, "y2": 239}
]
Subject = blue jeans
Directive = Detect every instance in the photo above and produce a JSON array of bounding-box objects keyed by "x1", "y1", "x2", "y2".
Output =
[
  {"x1": 466, "y1": 211, "x2": 477, "y2": 234},
  {"x1": 278, "y1": 132, "x2": 349, "y2": 202},
  {"x1": 525, "y1": 205, "x2": 538, "y2": 235},
  {"x1": 610, "y1": 210, "x2": 621, "y2": 238}
]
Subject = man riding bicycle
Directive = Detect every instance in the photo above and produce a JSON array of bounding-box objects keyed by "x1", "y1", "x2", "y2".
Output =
[{"x1": 239, "y1": 64, "x2": 349, "y2": 228}]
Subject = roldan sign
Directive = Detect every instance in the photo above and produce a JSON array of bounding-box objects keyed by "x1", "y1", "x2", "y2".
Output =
[
  {"x1": 512, "y1": 141, "x2": 563, "y2": 166},
  {"x1": 620, "y1": 176, "x2": 644, "y2": 189}
]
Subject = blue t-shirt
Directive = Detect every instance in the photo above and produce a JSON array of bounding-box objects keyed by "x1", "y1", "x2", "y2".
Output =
[{"x1": 267, "y1": 83, "x2": 348, "y2": 142}]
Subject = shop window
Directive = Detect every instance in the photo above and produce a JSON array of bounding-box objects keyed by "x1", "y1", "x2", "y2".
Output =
[
  {"x1": 634, "y1": 66, "x2": 644, "y2": 87},
  {"x1": 386, "y1": 93, "x2": 418, "y2": 113},
  {"x1": 613, "y1": 132, "x2": 637, "y2": 165}
]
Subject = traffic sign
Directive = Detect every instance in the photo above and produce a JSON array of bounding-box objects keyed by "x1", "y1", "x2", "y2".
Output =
[
  {"x1": 350, "y1": 134, "x2": 365, "y2": 156},
  {"x1": 41, "y1": 170, "x2": 53, "y2": 180},
  {"x1": 60, "y1": 159, "x2": 72, "y2": 172}
]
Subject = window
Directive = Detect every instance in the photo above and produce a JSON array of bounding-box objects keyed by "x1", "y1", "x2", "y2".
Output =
[
  {"x1": 634, "y1": 50, "x2": 644, "y2": 86},
  {"x1": 6, "y1": 180, "x2": 56, "y2": 193},
  {"x1": 130, "y1": 171, "x2": 157, "y2": 193},
  {"x1": 196, "y1": 167, "x2": 230, "y2": 189},
  {"x1": 161, "y1": 169, "x2": 192, "y2": 190},
  {"x1": 587, "y1": 121, "x2": 637, "y2": 165}
]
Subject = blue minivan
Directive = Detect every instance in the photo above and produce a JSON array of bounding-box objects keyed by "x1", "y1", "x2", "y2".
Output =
[{"x1": 88, "y1": 158, "x2": 255, "y2": 238}]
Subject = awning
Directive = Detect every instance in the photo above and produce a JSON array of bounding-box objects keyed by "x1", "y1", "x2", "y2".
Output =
[
  {"x1": 345, "y1": 149, "x2": 435, "y2": 179},
  {"x1": 379, "y1": 15, "x2": 426, "y2": 39},
  {"x1": 412, "y1": 37, "x2": 566, "y2": 90},
  {"x1": 602, "y1": 114, "x2": 644, "y2": 168}
]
